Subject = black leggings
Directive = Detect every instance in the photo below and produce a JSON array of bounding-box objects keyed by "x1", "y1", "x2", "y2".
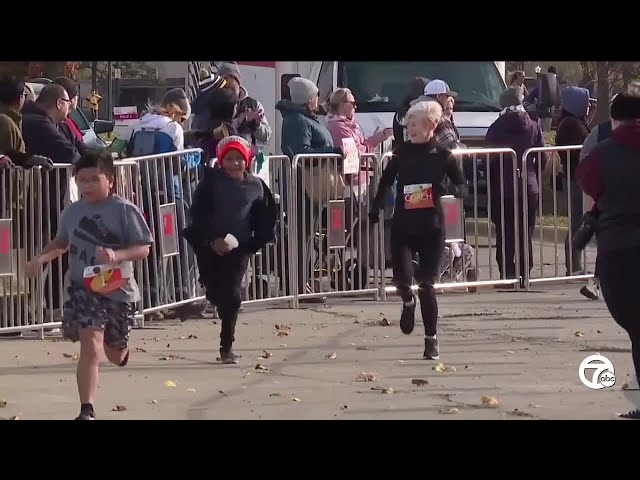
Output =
[
  {"x1": 391, "y1": 228, "x2": 445, "y2": 337},
  {"x1": 597, "y1": 250, "x2": 640, "y2": 385},
  {"x1": 196, "y1": 249, "x2": 250, "y2": 351}
]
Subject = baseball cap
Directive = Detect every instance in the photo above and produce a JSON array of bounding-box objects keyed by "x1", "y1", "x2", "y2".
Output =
[{"x1": 424, "y1": 79, "x2": 457, "y2": 97}]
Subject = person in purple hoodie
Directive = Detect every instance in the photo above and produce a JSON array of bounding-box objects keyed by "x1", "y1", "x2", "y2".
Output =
[{"x1": 485, "y1": 87, "x2": 546, "y2": 285}]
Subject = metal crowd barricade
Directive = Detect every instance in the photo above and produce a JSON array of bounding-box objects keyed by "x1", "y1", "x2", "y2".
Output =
[
  {"x1": 291, "y1": 153, "x2": 382, "y2": 304},
  {"x1": 379, "y1": 148, "x2": 521, "y2": 298},
  {"x1": 241, "y1": 155, "x2": 297, "y2": 308},
  {"x1": 521, "y1": 145, "x2": 595, "y2": 290}
]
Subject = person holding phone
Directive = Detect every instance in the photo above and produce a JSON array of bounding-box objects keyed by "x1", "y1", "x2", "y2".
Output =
[{"x1": 325, "y1": 88, "x2": 393, "y2": 155}]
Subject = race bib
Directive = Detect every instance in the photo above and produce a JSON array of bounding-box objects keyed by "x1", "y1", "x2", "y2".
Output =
[
  {"x1": 83, "y1": 264, "x2": 130, "y2": 294},
  {"x1": 403, "y1": 183, "x2": 434, "y2": 210}
]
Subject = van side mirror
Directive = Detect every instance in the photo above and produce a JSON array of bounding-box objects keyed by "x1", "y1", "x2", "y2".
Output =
[
  {"x1": 280, "y1": 73, "x2": 301, "y2": 101},
  {"x1": 93, "y1": 119, "x2": 115, "y2": 135}
]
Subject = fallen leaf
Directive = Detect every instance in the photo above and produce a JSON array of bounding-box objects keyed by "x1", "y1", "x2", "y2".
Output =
[
  {"x1": 151, "y1": 400, "x2": 158, "y2": 404},
  {"x1": 0, "y1": 399, "x2": 6, "y2": 408},
  {"x1": 269, "y1": 392, "x2": 282, "y2": 397},
  {"x1": 357, "y1": 372, "x2": 377, "y2": 382},
  {"x1": 135, "y1": 347, "x2": 147, "y2": 353},
  {"x1": 259, "y1": 350, "x2": 272, "y2": 359},
  {"x1": 340, "y1": 405, "x2": 349, "y2": 410},
  {"x1": 622, "y1": 383, "x2": 630, "y2": 390},
  {"x1": 597, "y1": 330, "x2": 602, "y2": 334},
  {"x1": 382, "y1": 387, "x2": 395, "y2": 395},
  {"x1": 575, "y1": 331, "x2": 584, "y2": 337},
  {"x1": 326, "y1": 352, "x2": 337, "y2": 360},
  {"x1": 275, "y1": 324, "x2": 291, "y2": 331},
  {"x1": 188, "y1": 334, "x2": 197, "y2": 339},
  {"x1": 63, "y1": 352, "x2": 79, "y2": 360},
  {"x1": 481, "y1": 396, "x2": 500, "y2": 407},
  {"x1": 255, "y1": 364, "x2": 271, "y2": 372},
  {"x1": 506, "y1": 350, "x2": 515, "y2": 354},
  {"x1": 356, "y1": 346, "x2": 372, "y2": 351},
  {"x1": 507, "y1": 409, "x2": 534, "y2": 418},
  {"x1": 398, "y1": 360, "x2": 404, "y2": 364},
  {"x1": 277, "y1": 331, "x2": 289, "y2": 337},
  {"x1": 280, "y1": 344, "x2": 287, "y2": 347},
  {"x1": 112, "y1": 405, "x2": 127, "y2": 412},
  {"x1": 439, "y1": 408, "x2": 459, "y2": 415},
  {"x1": 166, "y1": 343, "x2": 171, "y2": 348},
  {"x1": 353, "y1": 320, "x2": 360, "y2": 324},
  {"x1": 187, "y1": 388, "x2": 196, "y2": 393},
  {"x1": 179, "y1": 336, "x2": 187, "y2": 340},
  {"x1": 383, "y1": 335, "x2": 390, "y2": 339},
  {"x1": 164, "y1": 380, "x2": 177, "y2": 388},
  {"x1": 411, "y1": 379, "x2": 429, "y2": 387},
  {"x1": 153, "y1": 337, "x2": 160, "y2": 342},
  {"x1": 378, "y1": 318, "x2": 392, "y2": 326},
  {"x1": 219, "y1": 390, "x2": 228, "y2": 396},
  {"x1": 292, "y1": 397, "x2": 301, "y2": 402},
  {"x1": 159, "y1": 355, "x2": 186, "y2": 361},
  {"x1": 433, "y1": 363, "x2": 456, "y2": 372}
]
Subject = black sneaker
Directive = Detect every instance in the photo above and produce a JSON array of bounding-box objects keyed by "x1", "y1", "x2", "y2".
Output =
[
  {"x1": 423, "y1": 336, "x2": 440, "y2": 360},
  {"x1": 218, "y1": 349, "x2": 239, "y2": 365},
  {"x1": 619, "y1": 409, "x2": 640, "y2": 419},
  {"x1": 75, "y1": 405, "x2": 95, "y2": 420},
  {"x1": 400, "y1": 297, "x2": 416, "y2": 335}
]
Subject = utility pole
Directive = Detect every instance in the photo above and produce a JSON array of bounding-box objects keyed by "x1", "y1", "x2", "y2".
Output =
[{"x1": 107, "y1": 61, "x2": 113, "y2": 121}]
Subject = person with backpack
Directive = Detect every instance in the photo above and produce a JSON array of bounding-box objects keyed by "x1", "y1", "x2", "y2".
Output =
[{"x1": 129, "y1": 88, "x2": 203, "y2": 321}]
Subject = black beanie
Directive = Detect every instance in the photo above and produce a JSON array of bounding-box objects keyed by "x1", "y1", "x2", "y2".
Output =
[
  {"x1": 53, "y1": 76, "x2": 79, "y2": 98},
  {"x1": 610, "y1": 92, "x2": 640, "y2": 121}
]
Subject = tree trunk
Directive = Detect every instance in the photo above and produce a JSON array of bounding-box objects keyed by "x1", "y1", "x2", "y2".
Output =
[
  {"x1": 621, "y1": 62, "x2": 633, "y2": 92},
  {"x1": 91, "y1": 61, "x2": 98, "y2": 91},
  {"x1": 593, "y1": 61, "x2": 611, "y2": 126}
]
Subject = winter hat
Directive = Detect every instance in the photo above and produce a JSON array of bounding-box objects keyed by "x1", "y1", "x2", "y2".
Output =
[
  {"x1": 288, "y1": 77, "x2": 319, "y2": 105},
  {"x1": 218, "y1": 62, "x2": 242, "y2": 85},
  {"x1": 499, "y1": 87, "x2": 523, "y2": 109},
  {"x1": 198, "y1": 69, "x2": 227, "y2": 93},
  {"x1": 610, "y1": 84, "x2": 640, "y2": 121},
  {"x1": 53, "y1": 76, "x2": 79, "y2": 98},
  {"x1": 561, "y1": 86, "x2": 590, "y2": 118},
  {"x1": 162, "y1": 88, "x2": 191, "y2": 117},
  {"x1": 216, "y1": 135, "x2": 252, "y2": 167}
]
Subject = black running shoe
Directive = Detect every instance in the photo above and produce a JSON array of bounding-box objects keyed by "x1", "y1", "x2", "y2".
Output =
[
  {"x1": 400, "y1": 298, "x2": 416, "y2": 335},
  {"x1": 423, "y1": 336, "x2": 440, "y2": 360},
  {"x1": 619, "y1": 409, "x2": 640, "y2": 419},
  {"x1": 217, "y1": 349, "x2": 239, "y2": 365}
]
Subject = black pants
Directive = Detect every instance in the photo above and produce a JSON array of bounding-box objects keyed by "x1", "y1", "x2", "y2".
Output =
[
  {"x1": 197, "y1": 248, "x2": 249, "y2": 351},
  {"x1": 491, "y1": 193, "x2": 537, "y2": 280},
  {"x1": 564, "y1": 180, "x2": 584, "y2": 275},
  {"x1": 597, "y1": 250, "x2": 640, "y2": 385},
  {"x1": 391, "y1": 227, "x2": 444, "y2": 337}
]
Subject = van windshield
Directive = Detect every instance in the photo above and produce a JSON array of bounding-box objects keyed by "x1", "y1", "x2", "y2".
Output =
[{"x1": 339, "y1": 61, "x2": 505, "y2": 113}]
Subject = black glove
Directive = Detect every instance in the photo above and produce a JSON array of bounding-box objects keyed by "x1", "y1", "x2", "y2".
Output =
[
  {"x1": 368, "y1": 209, "x2": 380, "y2": 225},
  {"x1": 27, "y1": 155, "x2": 54, "y2": 171}
]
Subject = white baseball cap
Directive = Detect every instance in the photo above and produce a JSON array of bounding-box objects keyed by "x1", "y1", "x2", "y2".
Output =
[{"x1": 424, "y1": 79, "x2": 457, "y2": 97}]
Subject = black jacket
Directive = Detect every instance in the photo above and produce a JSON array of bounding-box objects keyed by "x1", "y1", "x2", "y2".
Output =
[{"x1": 182, "y1": 166, "x2": 277, "y2": 256}]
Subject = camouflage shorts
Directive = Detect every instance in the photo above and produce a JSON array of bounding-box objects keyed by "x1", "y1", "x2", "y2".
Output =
[{"x1": 62, "y1": 284, "x2": 135, "y2": 349}]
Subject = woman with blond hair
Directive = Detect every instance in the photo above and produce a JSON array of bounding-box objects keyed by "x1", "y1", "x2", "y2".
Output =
[
  {"x1": 325, "y1": 88, "x2": 392, "y2": 154},
  {"x1": 368, "y1": 101, "x2": 466, "y2": 361}
]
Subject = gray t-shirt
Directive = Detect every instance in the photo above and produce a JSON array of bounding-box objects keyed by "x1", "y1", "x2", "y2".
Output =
[{"x1": 56, "y1": 195, "x2": 154, "y2": 304}]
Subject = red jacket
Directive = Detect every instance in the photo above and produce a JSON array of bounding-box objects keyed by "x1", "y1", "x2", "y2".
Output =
[{"x1": 65, "y1": 116, "x2": 83, "y2": 141}]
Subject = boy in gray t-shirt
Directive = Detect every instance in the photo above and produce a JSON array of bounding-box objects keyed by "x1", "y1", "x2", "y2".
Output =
[{"x1": 26, "y1": 149, "x2": 153, "y2": 420}]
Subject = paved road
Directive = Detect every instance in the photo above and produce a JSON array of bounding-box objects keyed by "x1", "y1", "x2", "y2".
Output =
[{"x1": 0, "y1": 284, "x2": 635, "y2": 420}]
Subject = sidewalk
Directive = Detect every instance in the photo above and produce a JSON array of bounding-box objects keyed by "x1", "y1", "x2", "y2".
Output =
[{"x1": 0, "y1": 285, "x2": 634, "y2": 420}]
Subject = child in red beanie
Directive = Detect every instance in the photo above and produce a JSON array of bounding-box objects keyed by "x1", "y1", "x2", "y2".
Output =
[{"x1": 183, "y1": 136, "x2": 277, "y2": 363}]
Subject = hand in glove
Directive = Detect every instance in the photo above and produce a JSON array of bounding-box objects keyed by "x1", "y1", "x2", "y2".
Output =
[{"x1": 27, "y1": 155, "x2": 54, "y2": 171}]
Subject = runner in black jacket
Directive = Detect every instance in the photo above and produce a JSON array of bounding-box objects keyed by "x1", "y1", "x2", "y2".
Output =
[{"x1": 369, "y1": 101, "x2": 466, "y2": 360}]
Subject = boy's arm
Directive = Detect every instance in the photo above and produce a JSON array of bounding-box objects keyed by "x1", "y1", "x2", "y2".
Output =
[
  {"x1": 33, "y1": 237, "x2": 69, "y2": 264},
  {"x1": 239, "y1": 180, "x2": 277, "y2": 254},
  {"x1": 121, "y1": 203, "x2": 154, "y2": 260}
]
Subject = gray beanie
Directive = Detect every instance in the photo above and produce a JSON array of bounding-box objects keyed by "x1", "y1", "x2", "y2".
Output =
[
  {"x1": 218, "y1": 62, "x2": 242, "y2": 85},
  {"x1": 499, "y1": 87, "x2": 523, "y2": 109},
  {"x1": 288, "y1": 77, "x2": 319, "y2": 105},
  {"x1": 162, "y1": 88, "x2": 191, "y2": 117}
]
